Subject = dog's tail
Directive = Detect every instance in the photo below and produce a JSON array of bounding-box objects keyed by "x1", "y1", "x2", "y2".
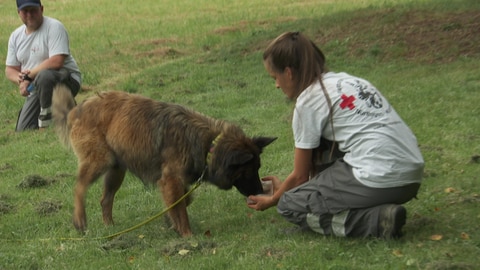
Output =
[{"x1": 52, "y1": 83, "x2": 76, "y2": 148}]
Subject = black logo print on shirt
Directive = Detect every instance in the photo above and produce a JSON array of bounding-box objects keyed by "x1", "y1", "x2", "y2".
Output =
[
  {"x1": 355, "y1": 81, "x2": 383, "y2": 109},
  {"x1": 337, "y1": 79, "x2": 384, "y2": 110},
  {"x1": 336, "y1": 78, "x2": 391, "y2": 118}
]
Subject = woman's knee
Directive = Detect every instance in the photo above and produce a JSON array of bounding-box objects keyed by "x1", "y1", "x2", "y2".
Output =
[
  {"x1": 277, "y1": 194, "x2": 289, "y2": 215},
  {"x1": 277, "y1": 195, "x2": 310, "y2": 227},
  {"x1": 277, "y1": 193, "x2": 301, "y2": 218}
]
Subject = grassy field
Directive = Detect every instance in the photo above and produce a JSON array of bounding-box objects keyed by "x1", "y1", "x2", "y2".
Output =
[{"x1": 1, "y1": 0, "x2": 479, "y2": 269}]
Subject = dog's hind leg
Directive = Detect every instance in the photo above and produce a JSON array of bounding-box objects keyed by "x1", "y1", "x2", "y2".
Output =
[{"x1": 100, "y1": 165, "x2": 126, "y2": 226}]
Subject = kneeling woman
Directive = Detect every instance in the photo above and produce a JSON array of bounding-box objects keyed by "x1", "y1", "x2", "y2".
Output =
[{"x1": 247, "y1": 31, "x2": 424, "y2": 239}]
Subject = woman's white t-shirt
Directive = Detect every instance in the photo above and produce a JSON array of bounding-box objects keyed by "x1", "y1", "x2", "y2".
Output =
[{"x1": 293, "y1": 72, "x2": 424, "y2": 188}]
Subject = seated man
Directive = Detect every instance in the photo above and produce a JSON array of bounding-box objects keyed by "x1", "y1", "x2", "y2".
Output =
[{"x1": 5, "y1": 0, "x2": 81, "y2": 131}]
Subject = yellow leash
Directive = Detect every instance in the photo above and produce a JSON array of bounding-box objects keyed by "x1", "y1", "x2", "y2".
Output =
[{"x1": 36, "y1": 170, "x2": 206, "y2": 242}]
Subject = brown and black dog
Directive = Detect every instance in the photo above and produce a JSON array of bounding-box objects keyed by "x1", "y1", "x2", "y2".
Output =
[{"x1": 52, "y1": 84, "x2": 276, "y2": 237}]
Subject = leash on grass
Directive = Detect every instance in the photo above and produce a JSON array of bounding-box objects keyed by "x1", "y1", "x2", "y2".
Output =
[{"x1": 36, "y1": 167, "x2": 207, "y2": 242}]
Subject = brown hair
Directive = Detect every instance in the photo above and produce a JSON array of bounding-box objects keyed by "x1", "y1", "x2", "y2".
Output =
[
  {"x1": 264, "y1": 32, "x2": 337, "y2": 164},
  {"x1": 263, "y1": 31, "x2": 328, "y2": 99}
]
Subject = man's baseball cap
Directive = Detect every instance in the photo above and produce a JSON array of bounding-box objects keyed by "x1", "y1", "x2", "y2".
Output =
[{"x1": 17, "y1": 0, "x2": 42, "y2": 10}]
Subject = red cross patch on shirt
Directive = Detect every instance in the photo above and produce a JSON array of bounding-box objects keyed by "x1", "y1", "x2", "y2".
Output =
[{"x1": 340, "y1": 94, "x2": 356, "y2": 110}]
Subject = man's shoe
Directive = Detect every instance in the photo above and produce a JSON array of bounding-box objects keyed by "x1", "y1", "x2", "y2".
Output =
[
  {"x1": 38, "y1": 113, "x2": 52, "y2": 128},
  {"x1": 378, "y1": 204, "x2": 406, "y2": 239}
]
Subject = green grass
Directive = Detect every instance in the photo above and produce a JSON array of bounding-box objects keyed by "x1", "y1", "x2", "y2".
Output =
[{"x1": 1, "y1": 0, "x2": 480, "y2": 269}]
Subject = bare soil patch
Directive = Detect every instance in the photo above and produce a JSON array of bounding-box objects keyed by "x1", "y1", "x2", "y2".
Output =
[
  {"x1": 34, "y1": 199, "x2": 62, "y2": 216},
  {"x1": 17, "y1": 175, "x2": 54, "y2": 189},
  {"x1": 316, "y1": 9, "x2": 480, "y2": 63}
]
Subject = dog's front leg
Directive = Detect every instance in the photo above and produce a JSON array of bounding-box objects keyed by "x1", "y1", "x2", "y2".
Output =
[
  {"x1": 100, "y1": 167, "x2": 126, "y2": 225},
  {"x1": 158, "y1": 176, "x2": 192, "y2": 237}
]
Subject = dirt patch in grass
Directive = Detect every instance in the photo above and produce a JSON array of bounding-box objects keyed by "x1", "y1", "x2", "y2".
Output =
[
  {"x1": 0, "y1": 163, "x2": 13, "y2": 172},
  {"x1": 161, "y1": 239, "x2": 217, "y2": 256},
  {"x1": 17, "y1": 174, "x2": 55, "y2": 189},
  {"x1": 17, "y1": 175, "x2": 54, "y2": 189},
  {"x1": 315, "y1": 8, "x2": 480, "y2": 63},
  {"x1": 0, "y1": 200, "x2": 14, "y2": 214},
  {"x1": 100, "y1": 235, "x2": 217, "y2": 255},
  {"x1": 135, "y1": 47, "x2": 183, "y2": 59},
  {"x1": 16, "y1": 173, "x2": 73, "y2": 189},
  {"x1": 0, "y1": 194, "x2": 15, "y2": 215},
  {"x1": 34, "y1": 199, "x2": 62, "y2": 216},
  {"x1": 101, "y1": 234, "x2": 147, "y2": 251}
]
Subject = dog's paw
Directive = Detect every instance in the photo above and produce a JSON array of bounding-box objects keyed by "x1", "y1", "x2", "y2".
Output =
[{"x1": 73, "y1": 217, "x2": 87, "y2": 233}]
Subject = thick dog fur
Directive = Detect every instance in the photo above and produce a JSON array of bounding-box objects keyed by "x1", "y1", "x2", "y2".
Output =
[{"x1": 52, "y1": 84, "x2": 276, "y2": 237}]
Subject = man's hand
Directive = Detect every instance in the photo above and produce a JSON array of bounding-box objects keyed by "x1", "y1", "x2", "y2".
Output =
[
  {"x1": 19, "y1": 70, "x2": 32, "y2": 83},
  {"x1": 19, "y1": 81, "x2": 30, "y2": 97}
]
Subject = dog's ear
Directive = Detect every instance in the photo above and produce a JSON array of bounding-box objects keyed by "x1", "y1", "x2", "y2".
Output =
[{"x1": 252, "y1": 137, "x2": 277, "y2": 152}]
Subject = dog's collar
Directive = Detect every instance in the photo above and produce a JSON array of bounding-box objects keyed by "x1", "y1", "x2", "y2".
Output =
[{"x1": 206, "y1": 133, "x2": 222, "y2": 166}]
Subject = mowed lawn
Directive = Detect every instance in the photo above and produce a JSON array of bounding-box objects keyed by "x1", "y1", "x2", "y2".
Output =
[{"x1": 0, "y1": 0, "x2": 479, "y2": 269}]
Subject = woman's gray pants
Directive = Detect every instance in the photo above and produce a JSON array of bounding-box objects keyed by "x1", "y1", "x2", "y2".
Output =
[{"x1": 277, "y1": 160, "x2": 420, "y2": 237}]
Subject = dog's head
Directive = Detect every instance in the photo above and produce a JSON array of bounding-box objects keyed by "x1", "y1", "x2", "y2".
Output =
[{"x1": 208, "y1": 136, "x2": 276, "y2": 197}]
